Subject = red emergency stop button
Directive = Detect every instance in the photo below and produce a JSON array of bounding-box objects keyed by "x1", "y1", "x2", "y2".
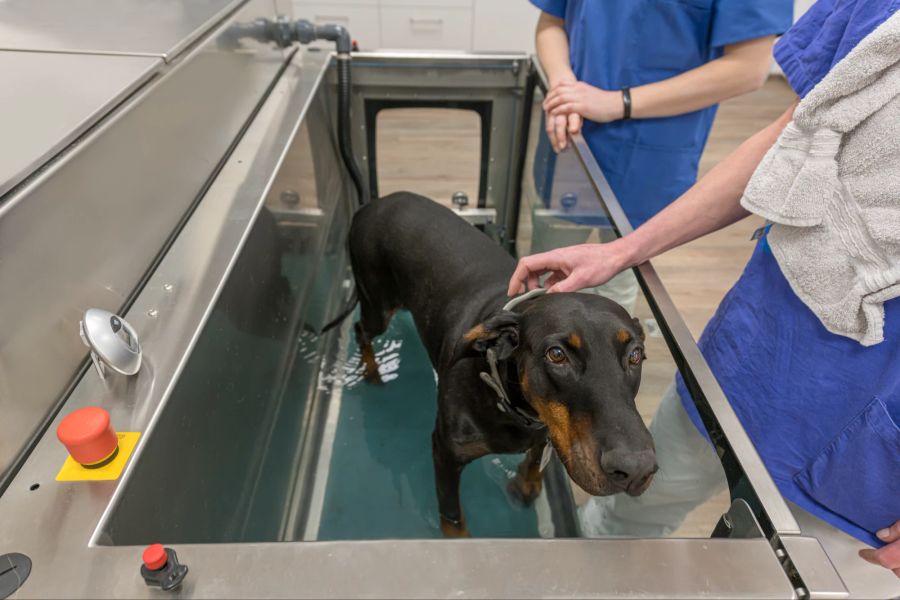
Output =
[
  {"x1": 142, "y1": 544, "x2": 168, "y2": 571},
  {"x1": 56, "y1": 407, "x2": 119, "y2": 467}
]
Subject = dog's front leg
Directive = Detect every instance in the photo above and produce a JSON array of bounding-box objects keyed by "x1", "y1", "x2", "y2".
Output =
[
  {"x1": 432, "y1": 429, "x2": 471, "y2": 538},
  {"x1": 507, "y1": 442, "x2": 547, "y2": 507}
]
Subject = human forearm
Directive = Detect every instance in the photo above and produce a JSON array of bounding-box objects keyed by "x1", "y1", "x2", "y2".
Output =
[
  {"x1": 617, "y1": 100, "x2": 798, "y2": 266},
  {"x1": 536, "y1": 12, "x2": 575, "y2": 87},
  {"x1": 544, "y1": 37, "x2": 776, "y2": 124},
  {"x1": 508, "y1": 101, "x2": 797, "y2": 295},
  {"x1": 631, "y1": 37, "x2": 776, "y2": 119}
]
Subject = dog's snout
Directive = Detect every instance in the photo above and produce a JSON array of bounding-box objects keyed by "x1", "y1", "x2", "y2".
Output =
[{"x1": 600, "y1": 449, "x2": 657, "y2": 493}]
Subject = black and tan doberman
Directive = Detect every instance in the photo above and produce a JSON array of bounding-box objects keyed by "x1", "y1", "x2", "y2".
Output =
[{"x1": 349, "y1": 192, "x2": 657, "y2": 537}]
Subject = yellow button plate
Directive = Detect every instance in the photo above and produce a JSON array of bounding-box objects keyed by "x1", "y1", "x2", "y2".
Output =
[{"x1": 56, "y1": 431, "x2": 141, "y2": 482}]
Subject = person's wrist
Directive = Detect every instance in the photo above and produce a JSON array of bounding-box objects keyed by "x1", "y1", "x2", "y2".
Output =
[
  {"x1": 607, "y1": 237, "x2": 641, "y2": 270},
  {"x1": 550, "y1": 74, "x2": 576, "y2": 88}
]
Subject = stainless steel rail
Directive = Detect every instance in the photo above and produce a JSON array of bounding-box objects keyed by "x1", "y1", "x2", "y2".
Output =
[{"x1": 567, "y1": 134, "x2": 800, "y2": 537}]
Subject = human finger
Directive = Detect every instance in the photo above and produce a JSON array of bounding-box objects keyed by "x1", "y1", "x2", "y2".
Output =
[
  {"x1": 568, "y1": 113, "x2": 582, "y2": 134},
  {"x1": 859, "y1": 542, "x2": 900, "y2": 571},
  {"x1": 545, "y1": 114, "x2": 559, "y2": 152},
  {"x1": 555, "y1": 115, "x2": 568, "y2": 151},
  {"x1": 550, "y1": 103, "x2": 579, "y2": 117},
  {"x1": 547, "y1": 271, "x2": 584, "y2": 293},
  {"x1": 509, "y1": 257, "x2": 542, "y2": 296},
  {"x1": 877, "y1": 521, "x2": 900, "y2": 543}
]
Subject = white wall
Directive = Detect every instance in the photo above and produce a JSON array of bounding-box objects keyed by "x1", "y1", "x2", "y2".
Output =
[
  {"x1": 291, "y1": 0, "x2": 539, "y2": 53},
  {"x1": 291, "y1": 0, "x2": 815, "y2": 56}
]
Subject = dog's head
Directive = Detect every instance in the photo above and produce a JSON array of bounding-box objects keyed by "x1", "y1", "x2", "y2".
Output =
[{"x1": 462, "y1": 292, "x2": 657, "y2": 497}]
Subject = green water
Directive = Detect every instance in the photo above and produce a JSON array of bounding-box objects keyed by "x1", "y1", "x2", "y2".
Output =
[{"x1": 316, "y1": 310, "x2": 543, "y2": 540}]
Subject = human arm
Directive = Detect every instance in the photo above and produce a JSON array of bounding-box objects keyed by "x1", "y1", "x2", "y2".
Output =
[
  {"x1": 535, "y1": 11, "x2": 582, "y2": 151},
  {"x1": 543, "y1": 36, "x2": 777, "y2": 125},
  {"x1": 508, "y1": 99, "x2": 798, "y2": 295}
]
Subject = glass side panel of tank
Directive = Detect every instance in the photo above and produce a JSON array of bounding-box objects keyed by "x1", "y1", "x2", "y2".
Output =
[{"x1": 102, "y1": 79, "x2": 726, "y2": 546}]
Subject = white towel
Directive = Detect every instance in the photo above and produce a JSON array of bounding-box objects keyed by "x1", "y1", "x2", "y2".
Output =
[{"x1": 740, "y1": 11, "x2": 900, "y2": 346}]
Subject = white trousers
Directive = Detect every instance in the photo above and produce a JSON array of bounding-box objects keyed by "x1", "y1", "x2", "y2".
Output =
[{"x1": 579, "y1": 383, "x2": 728, "y2": 537}]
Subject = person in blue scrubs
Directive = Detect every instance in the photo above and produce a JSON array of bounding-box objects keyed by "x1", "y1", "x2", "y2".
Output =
[
  {"x1": 510, "y1": 0, "x2": 900, "y2": 577},
  {"x1": 531, "y1": 0, "x2": 792, "y2": 227}
]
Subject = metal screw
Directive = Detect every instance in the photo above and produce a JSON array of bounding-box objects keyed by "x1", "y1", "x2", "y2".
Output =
[
  {"x1": 280, "y1": 190, "x2": 300, "y2": 206},
  {"x1": 794, "y1": 587, "x2": 808, "y2": 599},
  {"x1": 147, "y1": 309, "x2": 159, "y2": 318},
  {"x1": 775, "y1": 549, "x2": 786, "y2": 559},
  {"x1": 162, "y1": 283, "x2": 174, "y2": 292},
  {"x1": 451, "y1": 191, "x2": 469, "y2": 210}
]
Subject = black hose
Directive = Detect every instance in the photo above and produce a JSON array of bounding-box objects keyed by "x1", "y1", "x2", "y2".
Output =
[{"x1": 336, "y1": 55, "x2": 367, "y2": 205}]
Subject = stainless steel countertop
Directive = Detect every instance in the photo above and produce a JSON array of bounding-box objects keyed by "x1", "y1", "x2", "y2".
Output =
[
  {"x1": 0, "y1": 51, "x2": 161, "y2": 197},
  {"x1": 0, "y1": 0, "x2": 241, "y2": 62}
]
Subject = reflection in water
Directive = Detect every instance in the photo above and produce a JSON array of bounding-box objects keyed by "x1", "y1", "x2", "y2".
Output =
[{"x1": 314, "y1": 311, "x2": 543, "y2": 540}]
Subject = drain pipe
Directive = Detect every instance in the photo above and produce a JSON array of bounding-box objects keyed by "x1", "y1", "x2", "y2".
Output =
[{"x1": 292, "y1": 20, "x2": 368, "y2": 206}]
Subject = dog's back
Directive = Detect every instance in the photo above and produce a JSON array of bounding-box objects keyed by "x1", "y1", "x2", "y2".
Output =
[{"x1": 349, "y1": 192, "x2": 514, "y2": 364}]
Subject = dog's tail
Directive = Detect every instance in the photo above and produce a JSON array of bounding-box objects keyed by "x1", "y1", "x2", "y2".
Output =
[{"x1": 318, "y1": 289, "x2": 359, "y2": 334}]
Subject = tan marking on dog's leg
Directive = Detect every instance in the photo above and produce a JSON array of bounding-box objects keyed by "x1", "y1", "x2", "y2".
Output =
[
  {"x1": 360, "y1": 342, "x2": 382, "y2": 383},
  {"x1": 568, "y1": 333, "x2": 582, "y2": 348},
  {"x1": 508, "y1": 445, "x2": 545, "y2": 504},
  {"x1": 440, "y1": 514, "x2": 471, "y2": 538}
]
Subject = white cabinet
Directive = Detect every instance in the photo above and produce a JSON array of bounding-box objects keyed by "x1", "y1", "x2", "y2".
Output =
[
  {"x1": 291, "y1": 0, "x2": 539, "y2": 53},
  {"x1": 380, "y1": 6, "x2": 472, "y2": 50},
  {"x1": 472, "y1": 1, "x2": 539, "y2": 54}
]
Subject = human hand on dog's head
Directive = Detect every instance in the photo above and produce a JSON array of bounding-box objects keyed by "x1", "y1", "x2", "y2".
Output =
[{"x1": 508, "y1": 240, "x2": 632, "y2": 296}]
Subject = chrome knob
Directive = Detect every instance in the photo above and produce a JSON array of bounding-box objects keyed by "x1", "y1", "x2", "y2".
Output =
[
  {"x1": 79, "y1": 308, "x2": 142, "y2": 379},
  {"x1": 451, "y1": 191, "x2": 469, "y2": 210}
]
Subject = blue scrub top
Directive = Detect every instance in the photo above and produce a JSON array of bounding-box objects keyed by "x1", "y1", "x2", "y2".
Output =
[
  {"x1": 530, "y1": 0, "x2": 792, "y2": 226},
  {"x1": 678, "y1": 0, "x2": 900, "y2": 548}
]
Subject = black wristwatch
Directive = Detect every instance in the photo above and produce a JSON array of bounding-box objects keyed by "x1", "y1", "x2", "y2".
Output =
[{"x1": 621, "y1": 87, "x2": 632, "y2": 120}]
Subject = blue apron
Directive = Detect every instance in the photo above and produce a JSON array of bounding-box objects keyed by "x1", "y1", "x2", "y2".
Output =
[
  {"x1": 677, "y1": 233, "x2": 900, "y2": 548},
  {"x1": 530, "y1": 0, "x2": 791, "y2": 226},
  {"x1": 676, "y1": 0, "x2": 900, "y2": 549}
]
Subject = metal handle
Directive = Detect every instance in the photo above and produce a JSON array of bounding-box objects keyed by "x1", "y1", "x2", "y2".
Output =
[{"x1": 410, "y1": 17, "x2": 443, "y2": 29}]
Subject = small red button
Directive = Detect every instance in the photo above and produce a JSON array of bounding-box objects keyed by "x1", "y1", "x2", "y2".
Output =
[
  {"x1": 143, "y1": 544, "x2": 168, "y2": 571},
  {"x1": 56, "y1": 407, "x2": 119, "y2": 466}
]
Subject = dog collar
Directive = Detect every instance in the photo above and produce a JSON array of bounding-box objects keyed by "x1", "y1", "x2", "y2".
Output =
[
  {"x1": 479, "y1": 348, "x2": 546, "y2": 430},
  {"x1": 502, "y1": 287, "x2": 547, "y2": 312}
]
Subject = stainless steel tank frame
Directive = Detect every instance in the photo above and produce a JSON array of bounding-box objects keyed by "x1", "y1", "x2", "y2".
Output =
[{"x1": 0, "y1": 43, "x2": 852, "y2": 596}]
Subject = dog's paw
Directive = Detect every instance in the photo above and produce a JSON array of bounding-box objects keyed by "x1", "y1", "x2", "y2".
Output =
[
  {"x1": 362, "y1": 367, "x2": 384, "y2": 385},
  {"x1": 506, "y1": 476, "x2": 542, "y2": 507}
]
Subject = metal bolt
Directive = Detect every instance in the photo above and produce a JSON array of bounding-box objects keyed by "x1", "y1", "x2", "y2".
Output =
[
  {"x1": 775, "y1": 549, "x2": 786, "y2": 559},
  {"x1": 794, "y1": 587, "x2": 808, "y2": 599},
  {"x1": 451, "y1": 191, "x2": 469, "y2": 210},
  {"x1": 147, "y1": 309, "x2": 159, "y2": 318},
  {"x1": 280, "y1": 190, "x2": 300, "y2": 206}
]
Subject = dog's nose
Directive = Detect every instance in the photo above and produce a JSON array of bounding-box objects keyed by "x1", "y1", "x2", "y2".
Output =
[{"x1": 600, "y1": 448, "x2": 657, "y2": 492}]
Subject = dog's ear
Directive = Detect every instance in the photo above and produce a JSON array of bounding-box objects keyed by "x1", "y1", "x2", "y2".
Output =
[
  {"x1": 632, "y1": 317, "x2": 646, "y2": 342},
  {"x1": 459, "y1": 311, "x2": 521, "y2": 361}
]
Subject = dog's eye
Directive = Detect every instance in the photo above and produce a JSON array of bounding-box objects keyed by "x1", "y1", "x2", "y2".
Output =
[
  {"x1": 628, "y1": 348, "x2": 644, "y2": 365},
  {"x1": 546, "y1": 346, "x2": 567, "y2": 364}
]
